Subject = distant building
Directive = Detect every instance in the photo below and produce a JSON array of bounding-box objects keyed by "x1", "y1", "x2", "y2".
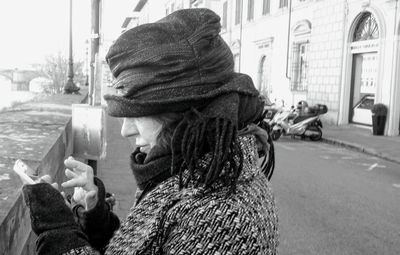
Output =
[{"x1": 122, "y1": 0, "x2": 400, "y2": 136}]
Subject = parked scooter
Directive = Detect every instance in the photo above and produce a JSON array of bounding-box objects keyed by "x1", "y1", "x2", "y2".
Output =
[
  {"x1": 270, "y1": 101, "x2": 328, "y2": 141},
  {"x1": 262, "y1": 99, "x2": 286, "y2": 127},
  {"x1": 263, "y1": 105, "x2": 280, "y2": 124}
]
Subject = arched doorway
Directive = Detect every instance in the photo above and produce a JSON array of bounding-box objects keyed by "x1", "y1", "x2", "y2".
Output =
[
  {"x1": 349, "y1": 12, "x2": 380, "y2": 126},
  {"x1": 258, "y1": 55, "x2": 271, "y2": 97}
]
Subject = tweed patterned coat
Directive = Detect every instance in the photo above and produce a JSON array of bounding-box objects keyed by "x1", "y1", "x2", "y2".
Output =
[{"x1": 63, "y1": 135, "x2": 279, "y2": 255}]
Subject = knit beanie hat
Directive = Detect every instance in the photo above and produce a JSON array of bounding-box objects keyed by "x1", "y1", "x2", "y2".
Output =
[
  {"x1": 104, "y1": 8, "x2": 267, "y2": 188},
  {"x1": 104, "y1": 8, "x2": 253, "y2": 117}
]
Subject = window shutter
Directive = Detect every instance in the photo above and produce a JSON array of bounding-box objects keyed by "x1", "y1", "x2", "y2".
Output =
[
  {"x1": 222, "y1": 2, "x2": 228, "y2": 29},
  {"x1": 235, "y1": 0, "x2": 241, "y2": 25},
  {"x1": 262, "y1": 0, "x2": 270, "y2": 15},
  {"x1": 247, "y1": 0, "x2": 254, "y2": 21},
  {"x1": 290, "y1": 43, "x2": 300, "y2": 91}
]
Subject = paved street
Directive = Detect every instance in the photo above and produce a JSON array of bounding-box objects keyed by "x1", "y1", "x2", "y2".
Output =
[
  {"x1": 272, "y1": 137, "x2": 400, "y2": 255},
  {"x1": 99, "y1": 116, "x2": 400, "y2": 254}
]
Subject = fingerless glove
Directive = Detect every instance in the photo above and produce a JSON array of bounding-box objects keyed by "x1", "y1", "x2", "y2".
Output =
[{"x1": 23, "y1": 183, "x2": 89, "y2": 255}]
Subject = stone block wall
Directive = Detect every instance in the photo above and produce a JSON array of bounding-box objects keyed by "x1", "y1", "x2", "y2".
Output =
[
  {"x1": 0, "y1": 91, "x2": 87, "y2": 255},
  {"x1": 307, "y1": 0, "x2": 346, "y2": 124}
]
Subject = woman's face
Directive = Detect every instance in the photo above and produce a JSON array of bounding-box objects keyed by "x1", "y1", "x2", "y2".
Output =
[{"x1": 121, "y1": 117, "x2": 163, "y2": 153}]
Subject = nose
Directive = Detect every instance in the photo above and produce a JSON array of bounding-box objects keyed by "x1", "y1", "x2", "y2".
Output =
[{"x1": 121, "y1": 118, "x2": 138, "y2": 137}]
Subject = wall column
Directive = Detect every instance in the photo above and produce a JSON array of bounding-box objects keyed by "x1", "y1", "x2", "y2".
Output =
[{"x1": 387, "y1": 33, "x2": 400, "y2": 135}]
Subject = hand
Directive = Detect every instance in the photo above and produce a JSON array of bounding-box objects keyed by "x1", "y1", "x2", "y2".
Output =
[
  {"x1": 62, "y1": 157, "x2": 98, "y2": 211},
  {"x1": 37, "y1": 174, "x2": 59, "y2": 188},
  {"x1": 22, "y1": 181, "x2": 77, "y2": 236},
  {"x1": 33, "y1": 175, "x2": 72, "y2": 208},
  {"x1": 22, "y1": 178, "x2": 90, "y2": 253}
]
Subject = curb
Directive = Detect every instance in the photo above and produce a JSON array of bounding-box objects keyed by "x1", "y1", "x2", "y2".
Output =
[{"x1": 321, "y1": 137, "x2": 400, "y2": 165}]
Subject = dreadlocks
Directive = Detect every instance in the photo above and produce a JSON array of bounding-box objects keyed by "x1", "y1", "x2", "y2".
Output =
[{"x1": 170, "y1": 106, "x2": 275, "y2": 191}]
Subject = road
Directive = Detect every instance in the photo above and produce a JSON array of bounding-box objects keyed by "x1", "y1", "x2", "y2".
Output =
[{"x1": 272, "y1": 137, "x2": 400, "y2": 255}]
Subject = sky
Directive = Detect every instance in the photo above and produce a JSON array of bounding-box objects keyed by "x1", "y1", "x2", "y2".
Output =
[{"x1": 0, "y1": 0, "x2": 132, "y2": 69}]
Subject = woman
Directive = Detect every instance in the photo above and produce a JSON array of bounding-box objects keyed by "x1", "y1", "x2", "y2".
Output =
[{"x1": 22, "y1": 8, "x2": 278, "y2": 255}]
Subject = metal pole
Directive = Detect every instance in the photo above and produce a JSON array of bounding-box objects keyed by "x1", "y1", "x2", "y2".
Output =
[
  {"x1": 85, "y1": 39, "x2": 89, "y2": 86},
  {"x1": 89, "y1": 0, "x2": 100, "y2": 106},
  {"x1": 285, "y1": 0, "x2": 293, "y2": 80},
  {"x1": 88, "y1": 0, "x2": 101, "y2": 175},
  {"x1": 64, "y1": 0, "x2": 80, "y2": 94},
  {"x1": 238, "y1": 0, "x2": 243, "y2": 72}
]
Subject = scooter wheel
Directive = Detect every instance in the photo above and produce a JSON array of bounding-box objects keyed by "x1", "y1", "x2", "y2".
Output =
[
  {"x1": 308, "y1": 126, "x2": 322, "y2": 141},
  {"x1": 271, "y1": 130, "x2": 282, "y2": 141}
]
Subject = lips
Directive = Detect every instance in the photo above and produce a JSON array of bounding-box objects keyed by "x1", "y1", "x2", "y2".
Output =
[
  {"x1": 139, "y1": 145, "x2": 150, "y2": 153},
  {"x1": 134, "y1": 138, "x2": 148, "y2": 148}
]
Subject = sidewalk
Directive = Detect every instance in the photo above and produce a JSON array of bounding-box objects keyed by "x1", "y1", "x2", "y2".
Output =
[
  {"x1": 322, "y1": 124, "x2": 400, "y2": 165},
  {"x1": 97, "y1": 116, "x2": 137, "y2": 219}
]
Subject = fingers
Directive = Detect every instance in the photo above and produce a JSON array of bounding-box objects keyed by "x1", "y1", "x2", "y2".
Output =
[
  {"x1": 38, "y1": 175, "x2": 52, "y2": 184},
  {"x1": 36, "y1": 175, "x2": 59, "y2": 191},
  {"x1": 51, "y1": 182, "x2": 59, "y2": 190},
  {"x1": 64, "y1": 157, "x2": 93, "y2": 174},
  {"x1": 65, "y1": 168, "x2": 78, "y2": 179},
  {"x1": 73, "y1": 187, "x2": 86, "y2": 204},
  {"x1": 63, "y1": 157, "x2": 96, "y2": 191},
  {"x1": 61, "y1": 178, "x2": 87, "y2": 189}
]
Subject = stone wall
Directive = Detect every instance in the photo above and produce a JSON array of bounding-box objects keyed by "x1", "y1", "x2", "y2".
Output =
[
  {"x1": 0, "y1": 90, "x2": 87, "y2": 255},
  {"x1": 307, "y1": 0, "x2": 346, "y2": 124}
]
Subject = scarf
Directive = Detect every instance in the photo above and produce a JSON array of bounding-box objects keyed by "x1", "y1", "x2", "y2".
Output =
[{"x1": 129, "y1": 146, "x2": 172, "y2": 191}]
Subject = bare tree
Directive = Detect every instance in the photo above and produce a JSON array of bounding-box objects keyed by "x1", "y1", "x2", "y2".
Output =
[{"x1": 38, "y1": 52, "x2": 85, "y2": 94}]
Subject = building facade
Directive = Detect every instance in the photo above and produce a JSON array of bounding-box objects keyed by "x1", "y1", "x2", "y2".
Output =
[{"x1": 125, "y1": 0, "x2": 400, "y2": 136}]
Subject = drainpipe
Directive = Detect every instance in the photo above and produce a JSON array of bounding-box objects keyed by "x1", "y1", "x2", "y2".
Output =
[
  {"x1": 238, "y1": 0, "x2": 244, "y2": 72},
  {"x1": 285, "y1": 0, "x2": 293, "y2": 80},
  {"x1": 228, "y1": 1, "x2": 233, "y2": 48},
  {"x1": 388, "y1": 0, "x2": 399, "y2": 135},
  {"x1": 284, "y1": 0, "x2": 293, "y2": 106}
]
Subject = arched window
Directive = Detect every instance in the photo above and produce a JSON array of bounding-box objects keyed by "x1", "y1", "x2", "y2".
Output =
[
  {"x1": 353, "y1": 12, "x2": 379, "y2": 42},
  {"x1": 290, "y1": 20, "x2": 311, "y2": 92}
]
